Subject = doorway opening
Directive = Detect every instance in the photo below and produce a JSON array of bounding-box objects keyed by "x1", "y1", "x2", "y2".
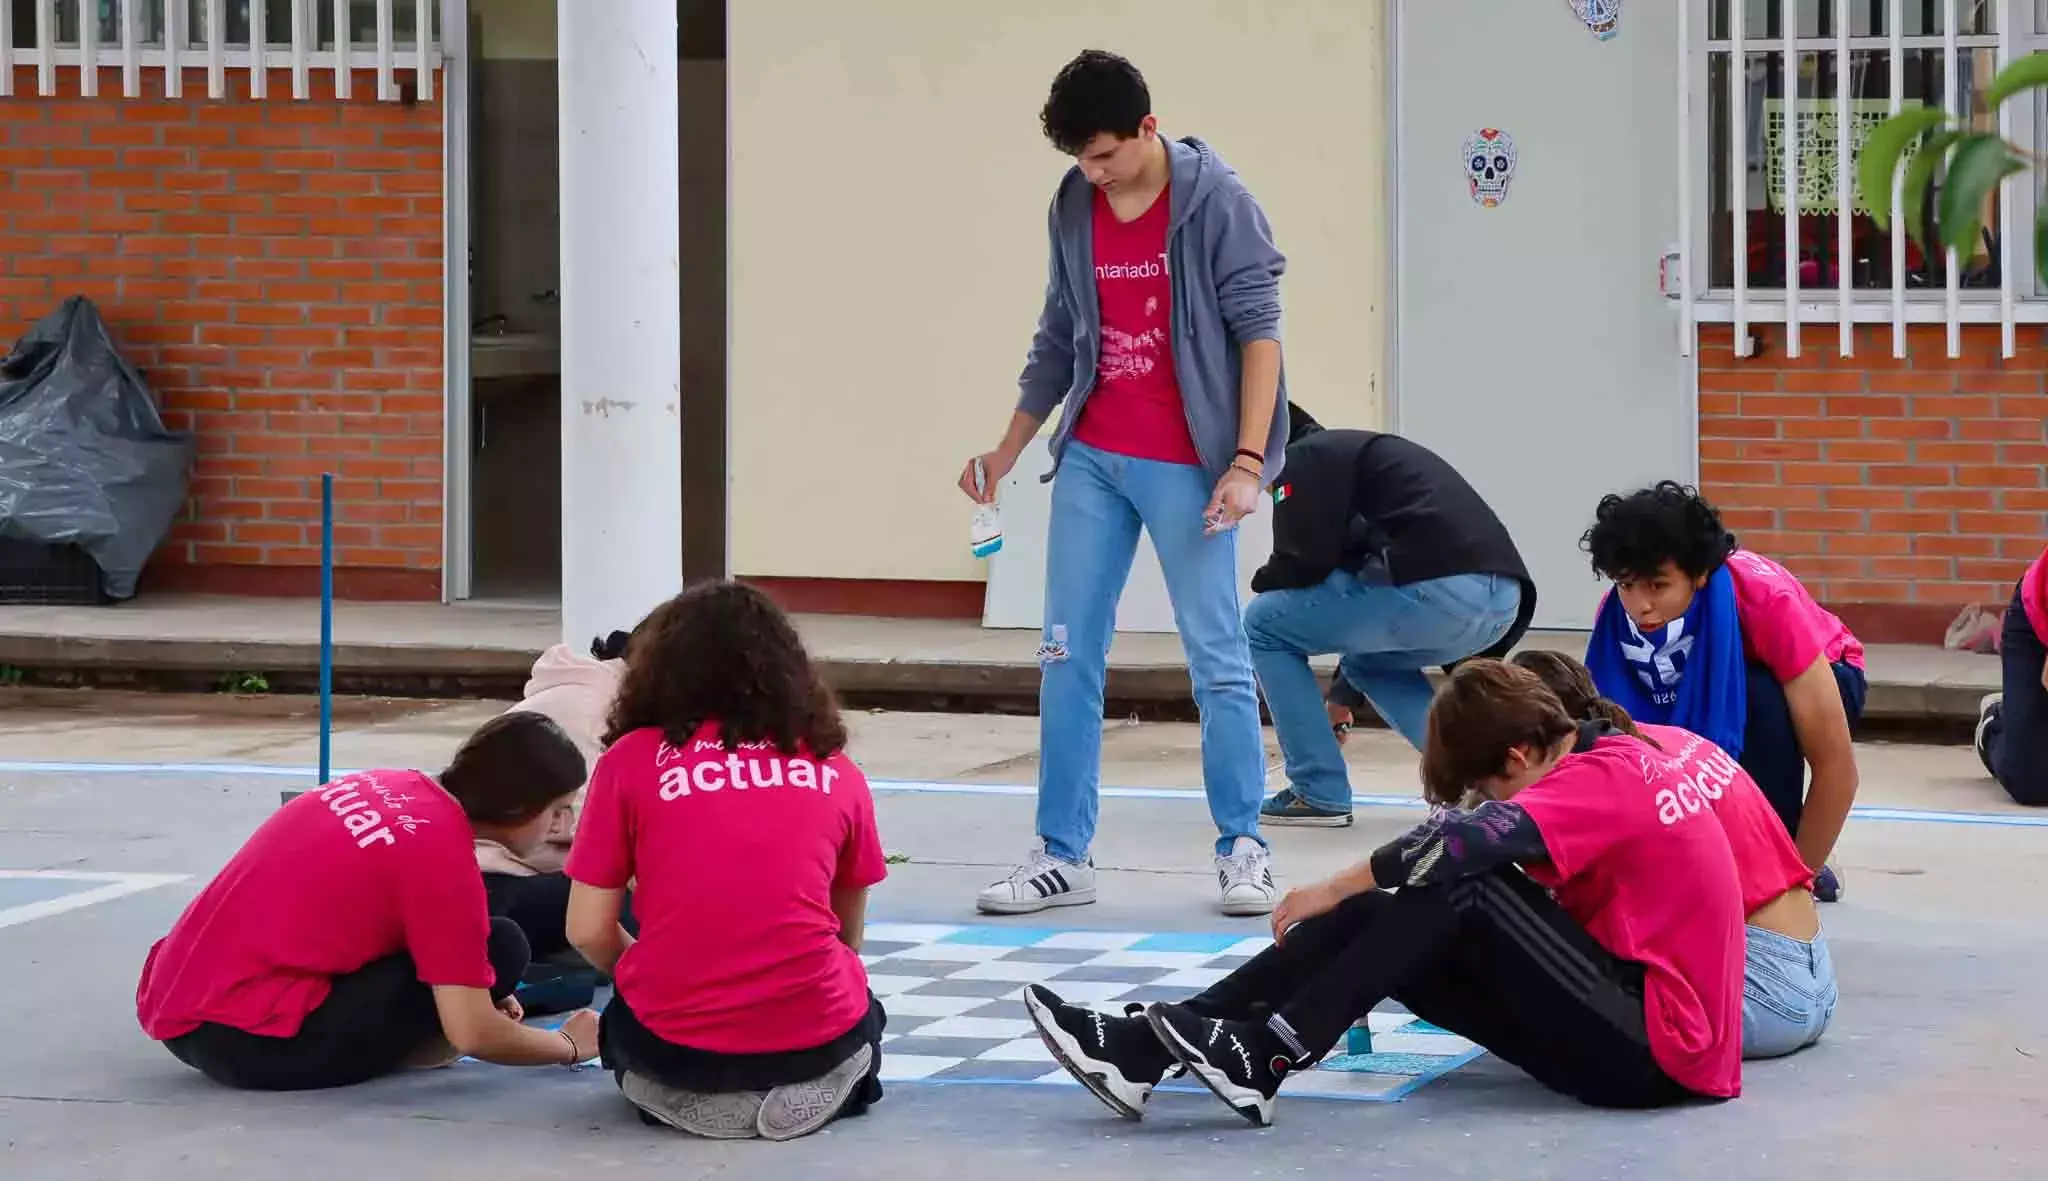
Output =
[{"x1": 456, "y1": 0, "x2": 727, "y2": 601}]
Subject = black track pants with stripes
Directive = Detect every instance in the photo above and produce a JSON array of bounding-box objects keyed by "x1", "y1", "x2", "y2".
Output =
[{"x1": 1182, "y1": 869, "x2": 1693, "y2": 1108}]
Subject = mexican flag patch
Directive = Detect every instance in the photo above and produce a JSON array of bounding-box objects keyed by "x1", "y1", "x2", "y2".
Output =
[{"x1": 1271, "y1": 483, "x2": 1293, "y2": 505}]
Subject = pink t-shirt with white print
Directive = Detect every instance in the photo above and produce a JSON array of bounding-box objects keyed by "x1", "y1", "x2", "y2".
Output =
[
  {"x1": 2023, "y1": 545, "x2": 2047, "y2": 646},
  {"x1": 1725, "y1": 550, "x2": 1865, "y2": 681},
  {"x1": 138, "y1": 770, "x2": 494, "y2": 1040}
]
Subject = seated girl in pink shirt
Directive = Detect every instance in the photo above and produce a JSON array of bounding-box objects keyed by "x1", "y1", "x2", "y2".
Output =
[
  {"x1": 1023, "y1": 660, "x2": 1744, "y2": 1127},
  {"x1": 565, "y1": 582, "x2": 889, "y2": 1142},
  {"x1": 1514, "y1": 650, "x2": 1836, "y2": 1059},
  {"x1": 1976, "y1": 542, "x2": 2048, "y2": 806},
  {"x1": 1581, "y1": 482, "x2": 1862, "y2": 901}
]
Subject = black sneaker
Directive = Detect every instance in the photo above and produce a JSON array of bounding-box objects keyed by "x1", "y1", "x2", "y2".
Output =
[
  {"x1": 1259, "y1": 787, "x2": 1354, "y2": 828},
  {"x1": 1813, "y1": 864, "x2": 1843, "y2": 903},
  {"x1": 1976, "y1": 693, "x2": 2003, "y2": 778},
  {"x1": 1145, "y1": 1002, "x2": 1293, "y2": 1127},
  {"x1": 1021, "y1": 985, "x2": 1176, "y2": 1119}
]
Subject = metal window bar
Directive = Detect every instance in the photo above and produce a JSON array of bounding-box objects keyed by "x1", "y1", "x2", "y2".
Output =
[
  {"x1": 1731, "y1": 0, "x2": 1750, "y2": 356},
  {"x1": 1890, "y1": 0, "x2": 1906, "y2": 356},
  {"x1": 376, "y1": 0, "x2": 394, "y2": 100},
  {"x1": 249, "y1": 0, "x2": 266, "y2": 98},
  {"x1": 3, "y1": 2, "x2": 442, "y2": 103},
  {"x1": 81, "y1": 0, "x2": 99, "y2": 97},
  {"x1": 1783, "y1": 0, "x2": 1802, "y2": 358},
  {"x1": 0, "y1": 0, "x2": 13, "y2": 98},
  {"x1": 1680, "y1": 0, "x2": 1696, "y2": 357},
  {"x1": 208, "y1": 0, "x2": 227, "y2": 98},
  {"x1": 1836, "y1": 0, "x2": 1852, "y2": 355},
  {"x1": 1999, "y1": 0, "x2": 2017, "y2": 356},
  {"x1": 1944, "y1": 0, "x2": 1962, "y2": 358},
  {"x1": 164, "y1": 0, "x2": 182, "y2": 98},
  {"x1": 36, "y1": 0, "x2": 54, "y2": 96},
  {"x1": 1699, "y1": 1, "x2": 2030, "y2": 359},
  {"x1": 332, "y1": 0, "x2": 349, "y2": 99}
]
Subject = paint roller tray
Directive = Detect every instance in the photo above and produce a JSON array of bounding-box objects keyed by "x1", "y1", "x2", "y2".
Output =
[{"x1": 0, "y1": 537, "x2": 112, "y2": 606}]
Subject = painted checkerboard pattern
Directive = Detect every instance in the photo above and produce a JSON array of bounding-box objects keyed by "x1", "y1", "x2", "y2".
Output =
[{"x1": 860, "y1": 921, "x2": 1484, "y2": 1103}]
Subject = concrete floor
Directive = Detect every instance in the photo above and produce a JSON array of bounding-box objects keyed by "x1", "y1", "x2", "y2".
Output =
[{"x1": 2, "y1": 693, "x2": 2045, "y2": 1179}]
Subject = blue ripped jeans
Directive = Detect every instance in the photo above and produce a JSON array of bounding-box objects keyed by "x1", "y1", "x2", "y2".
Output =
[
  {"x1": 1743, "y1": 924, "x2": 1838, "y2": 1059},
  {"x1": 1035, "y1": 441, "x2": 1266, "y2": 863},
  {"x1": 1243, "y1": 568, "x2": 1521, "y2": 810}
]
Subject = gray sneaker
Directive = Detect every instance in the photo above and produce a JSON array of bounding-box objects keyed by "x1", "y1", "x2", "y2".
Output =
[
  {"x1": 756, "y1": 1044, "x2": 875, "y2": 1142},
  {"x1": 618, "y1": 1071, "x2": 766, "y2": 1139}
]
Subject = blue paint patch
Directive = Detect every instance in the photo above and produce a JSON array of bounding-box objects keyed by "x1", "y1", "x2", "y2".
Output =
[
  {"x1": 938, "y1": 925, "x2": 1061, "y2": 947},
  {"x1": 0, "y1": 878, "x2": 104, "y2": 907},
  {"x1": 1405, "y1": 1019, "x2": 1452, "y2": 1036},
  {"x1": 1321, "y1": 1050, "x2": 1460, "y2": 1077},
  {"x1": 1128, "y1": 931, "x2": 1247, "y2": 954}
]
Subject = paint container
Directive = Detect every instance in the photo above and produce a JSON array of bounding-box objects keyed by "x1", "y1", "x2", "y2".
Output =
[
  {"x1": 970, "y1": 457, "x2": 1003, "y2": 559},
  {"x1": 1346, "y1": 1019, "x2": 1373, "y2": 1056}
]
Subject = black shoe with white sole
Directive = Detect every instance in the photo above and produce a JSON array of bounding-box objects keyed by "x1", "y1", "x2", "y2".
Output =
[
  {"x1": 1021, "y1": 985, "x2": 1177, "y2": 1119},
  {"x1": 1145, "y1": 1002, "x2": 1295, "y2": 1127}
]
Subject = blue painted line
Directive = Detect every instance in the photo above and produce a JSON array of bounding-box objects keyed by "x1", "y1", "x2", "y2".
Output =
[
  {"x1": 4, "y1": 759, "x2": 2046, "y2": 829},
  {"x1": 1128, "y1": 931, "x2": 1246, "y2": 955},
  {"x1": 937, "y1": 925, "x2": 1060, "y2": 947}
]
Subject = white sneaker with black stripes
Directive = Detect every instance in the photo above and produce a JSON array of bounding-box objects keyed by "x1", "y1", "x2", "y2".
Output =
[
  {"x1": 1215, "y1": 837, "x2": 1277, "y2": 917},
  {"x1": 976, "y1": 844, "x2": 1097, "y2": 914}
]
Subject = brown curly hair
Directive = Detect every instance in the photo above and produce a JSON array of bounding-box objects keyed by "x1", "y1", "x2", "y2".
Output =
[{"x1": 602, "y1": 581, "x2": 848, "y2": 757}]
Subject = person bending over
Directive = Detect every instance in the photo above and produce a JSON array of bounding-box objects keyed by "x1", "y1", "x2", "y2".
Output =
[
  {"x1": 481, "y1": 628, "x2": 642, "y2": 1010},
  {"x1": 1580, "y1": 481, "x2": 1862, "y2": 900},
  {"x1": 1513, "y1": 650, "x2": 1836, "y2": 1059},
  {"x1": 1021, "y1": 660, "x2": 1743, "y2": 1127},
  {"x1": 1247, "y1": 402, "x2": 1536, "y2": 827},
  {"x1": 136, "y1": 712, "x2": 600, "y2": 1090},
  {"x1": 566, "y1": 582, "x2": 890, "y2": 1143},
  {"x1": 1975, "y1": 541, "x2": 2048, "y2": 806},
  {"x1": 959, "y1": 50, "x2": 1288, "y2": 917}
]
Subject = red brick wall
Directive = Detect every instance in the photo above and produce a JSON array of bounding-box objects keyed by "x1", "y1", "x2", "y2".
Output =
[
  {"x1": 1698, "y1": 322, "x2": 2047, "y2": 643},
  {"x1": 0, "y1": 66, "x2": 444, "y2": 600}
]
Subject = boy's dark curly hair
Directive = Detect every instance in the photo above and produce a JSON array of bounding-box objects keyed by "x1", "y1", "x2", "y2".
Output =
[
  {"x1": 603, "y1": 581, "x2": 847, "y2": 758},
  {"x1": 1041, "y1": 50, "x2": 1150, "y2": 156},
  {"x1": 1581, "y1": 480, "x2": 1738, "y2": 583}
]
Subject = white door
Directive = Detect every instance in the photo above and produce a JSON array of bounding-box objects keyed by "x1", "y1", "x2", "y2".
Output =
[{"x1": 1391, "y1": 0, "x2": 1696, "y2": 631}]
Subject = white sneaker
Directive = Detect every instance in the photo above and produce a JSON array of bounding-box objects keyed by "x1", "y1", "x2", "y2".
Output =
[
  {"x1": 1216, "y1": 837, "x2": 1277, "y2": 917},
  {"x1": 977, "y1": 846, "x2": 1097, "y2": 914}
]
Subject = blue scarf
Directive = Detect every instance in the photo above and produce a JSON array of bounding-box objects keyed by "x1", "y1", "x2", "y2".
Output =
[{"x1": 1583, "y1": 566, "x2": 1748, "y2": 758}]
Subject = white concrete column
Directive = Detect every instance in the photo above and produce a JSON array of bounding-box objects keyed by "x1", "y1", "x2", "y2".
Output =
[{"x1": 557, "y1": 0, "x2": 684, "y2": 647}]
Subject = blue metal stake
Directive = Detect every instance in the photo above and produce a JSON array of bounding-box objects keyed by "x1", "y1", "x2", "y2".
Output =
[{"x1": 318, "y1": 472, "x2": 334, "y2": 787}]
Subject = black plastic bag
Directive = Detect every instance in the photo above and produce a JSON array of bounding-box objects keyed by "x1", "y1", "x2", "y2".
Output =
[{"x1": 0, "y1": 296, "x2": 196, "y2": 600}]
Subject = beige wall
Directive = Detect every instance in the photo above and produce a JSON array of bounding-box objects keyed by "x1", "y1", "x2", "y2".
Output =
[{"x1": 729, "y1": 0, "x2": 1388, "y2": 583}]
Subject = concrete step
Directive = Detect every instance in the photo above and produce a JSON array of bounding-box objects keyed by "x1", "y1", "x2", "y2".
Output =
[{"x1": 0, "y1": 594, "x2": 2001, "y2": 730}]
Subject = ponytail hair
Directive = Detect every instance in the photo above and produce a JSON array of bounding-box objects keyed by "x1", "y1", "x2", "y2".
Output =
[{"x1": 1509, "y1": 650, "x2": 1663, "y2": 752}]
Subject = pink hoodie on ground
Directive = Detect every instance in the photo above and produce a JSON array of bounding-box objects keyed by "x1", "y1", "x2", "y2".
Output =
[{"x1": 476, "y1": 644, "x2": 625, "y2": 877}]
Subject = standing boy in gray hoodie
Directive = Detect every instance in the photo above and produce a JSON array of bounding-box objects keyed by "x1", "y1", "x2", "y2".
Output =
[{"x1": 958, "y1": 50, "x2": 1289, "y2": 917}]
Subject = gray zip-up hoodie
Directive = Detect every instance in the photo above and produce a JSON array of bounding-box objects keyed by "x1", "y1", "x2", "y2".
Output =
[{"x1": 1015, "y1": 136, "x2": 1290, "y2": 485}]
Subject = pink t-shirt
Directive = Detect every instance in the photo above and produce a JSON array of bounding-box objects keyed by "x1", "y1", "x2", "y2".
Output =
[
  {"x1": 566, "y1": 724, "x2": 889, "y2": 1055},
  {"x1": 2023, "y1": 546, "x2": 2047, "y2": 646},
  {"x1": 1725, "y1": 550, "x2": 1865, "y2": 680},
  {"x1": 137, "y1": 770, "x2": 494, "y2": 1041},
  {"x1": 1639, "y1": 723, "x2": 1815, "y2": 915},
  {"x1": 1514, "y1": 735, "x2": 1746, "y2": 1099},
  {"x1": 1072, "y1": 184, "x2": 1201, "y2": 466}
]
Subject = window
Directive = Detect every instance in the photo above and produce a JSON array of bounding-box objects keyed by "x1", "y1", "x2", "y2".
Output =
[
  {"x1": 1706, "y1": 1, "x2": 2004, "y2": 292},
  {"x1": 1687, "y1": 0, "x2": 2046, "y2": 355},
  {"x1": 12, "y1": 1, "x2": 436, "y2": 51}
]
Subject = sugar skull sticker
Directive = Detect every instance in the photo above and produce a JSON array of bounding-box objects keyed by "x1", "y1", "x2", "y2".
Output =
[
  {"x1": 1463, "y1": 128, "x2": 1517, "y2": 208},
  {"x1": 1566, "y1": 0, "x2": 1621, "y2": 40}
]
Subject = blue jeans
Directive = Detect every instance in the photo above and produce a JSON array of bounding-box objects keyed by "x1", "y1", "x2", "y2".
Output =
[
  {"x1": 1036, "y1": 441, "x2": 1265, "y2": 862},
  {"x1": 1742, "y1": 924, "x2": 1838, "y2": 1059},
  {"x1": 1244, "y1": 570, "x2": 1521, "y2": 810}
]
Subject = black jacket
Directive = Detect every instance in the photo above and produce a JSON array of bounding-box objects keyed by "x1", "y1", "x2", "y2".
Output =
[{"x1": 1251, "y1": 428, "x2": 1538, "y2": 696}]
